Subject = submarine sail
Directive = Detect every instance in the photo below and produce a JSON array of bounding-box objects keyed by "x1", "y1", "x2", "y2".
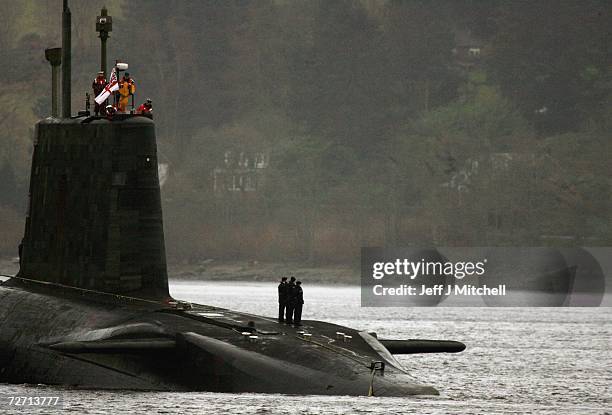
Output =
[
  {"x1": 19, "y1": 117, "x2": 169, "y2": 300},
  {"x1": 18, "y1": 1, "x2": 168, "y2": 301}
]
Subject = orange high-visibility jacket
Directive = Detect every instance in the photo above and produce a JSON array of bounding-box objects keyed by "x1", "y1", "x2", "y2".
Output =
[{"x1": 119, "y1": 79, "x2": 136, "y2": 98}]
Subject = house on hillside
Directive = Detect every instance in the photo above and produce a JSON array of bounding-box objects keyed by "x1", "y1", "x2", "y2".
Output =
[
  {"x1": 213, "y1": 150, "x2": 268, "y2": 194},
  {"x1": 452, "y1": 29, "x2": 484, "y2": 68}
]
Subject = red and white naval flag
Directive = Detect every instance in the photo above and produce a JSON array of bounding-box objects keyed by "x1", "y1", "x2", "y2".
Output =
[{"x1": 94, "y1": 67, "x2": 119, "y2": 105}]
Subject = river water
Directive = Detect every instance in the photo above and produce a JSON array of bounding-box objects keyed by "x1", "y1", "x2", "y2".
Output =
[{"x1": 1, "y1": 280, "x2": 610, "y2": 414}]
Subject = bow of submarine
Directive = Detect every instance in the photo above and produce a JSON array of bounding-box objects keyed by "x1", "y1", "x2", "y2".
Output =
[{"x1": 168, "y1": 310, "x2": 439, "y2": 396}]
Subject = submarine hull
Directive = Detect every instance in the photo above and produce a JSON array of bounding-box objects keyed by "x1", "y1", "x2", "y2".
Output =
[{"x1": 0, "y1": 282, "x2": 437, "y2": 396}]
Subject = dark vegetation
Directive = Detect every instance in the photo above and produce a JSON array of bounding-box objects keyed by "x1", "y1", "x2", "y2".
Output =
[{"x1": 0, "y1": 0, "x2": 610, "y2": 264}]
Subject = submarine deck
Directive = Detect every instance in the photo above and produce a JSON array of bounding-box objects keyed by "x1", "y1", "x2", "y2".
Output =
[{"x1": 0, "y1": 280, "x2": 435, "y2": 396}]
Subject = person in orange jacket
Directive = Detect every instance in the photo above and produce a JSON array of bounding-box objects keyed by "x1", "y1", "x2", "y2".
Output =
[{"x1": 118, "y1": 72, "x2": 136, "y2": 112}]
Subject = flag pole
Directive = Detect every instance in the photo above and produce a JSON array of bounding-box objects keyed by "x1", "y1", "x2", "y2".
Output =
[{"x1": 114, "y1": 60, "x2": 119, "y2": 108}]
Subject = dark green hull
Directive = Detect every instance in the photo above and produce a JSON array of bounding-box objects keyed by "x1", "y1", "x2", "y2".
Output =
[{"x1": 0, "y1": 281, "x2": 437, "y2": 396}]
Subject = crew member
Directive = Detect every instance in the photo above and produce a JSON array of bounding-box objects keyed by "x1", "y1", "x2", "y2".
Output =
[
  {"x1": 91, "y1": 71, "x2": 107, "y2": 116},
  {"x1": 293, "y1": 281, "x2": 304, "y2": 326},
  {"x1": 105, "y1": 104, "x2": 117, "y2": 119},
  {"x1": 277, "y1": 277, "x2": 288, "y2": 323},
  {"x1": 285, "y1": 277, "x2": 296, "y2": 324},
  {"x1": 118, "y1": 72, "x2": 136, "y2": 112},
  {"x1": 137, "y1": 98, "x2": 153, "y2": 115}
]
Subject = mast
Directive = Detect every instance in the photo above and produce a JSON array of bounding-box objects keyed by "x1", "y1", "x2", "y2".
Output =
[
  {"x1": 61, "y1": 0, "x2": 71, "y2": 118},
  {"x1": 96, "y1": 6, "x2": 113, "y2": 76}
]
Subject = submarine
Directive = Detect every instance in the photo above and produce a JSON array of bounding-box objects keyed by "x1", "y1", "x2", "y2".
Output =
[{"x1": 0, "y1": 2, "x2": 465, "y2": 396}]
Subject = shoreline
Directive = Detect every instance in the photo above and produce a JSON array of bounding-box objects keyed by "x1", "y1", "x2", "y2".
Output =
[
  {"x1": 168, "y1": 260, "x2": 359, "y2": 285},
  {"x1": 1, "y1": 258, "x2": 360, "y2": 285}
]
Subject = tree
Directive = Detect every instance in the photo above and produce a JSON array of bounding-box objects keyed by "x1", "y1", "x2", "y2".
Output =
[
  {"x1": 285, "y1": 0, "x2": 390, "y2": 153},
  {"x1": 382, "y1": 0, "x2": 460, "y2": 115},
  {"x1": 487, "y1": 1, "x2": 612, "y2": 134}
]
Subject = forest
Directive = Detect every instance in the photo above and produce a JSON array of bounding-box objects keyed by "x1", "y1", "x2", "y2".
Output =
[{"x1": 0, "y1": 0, "x2": 610, "y2": 264}]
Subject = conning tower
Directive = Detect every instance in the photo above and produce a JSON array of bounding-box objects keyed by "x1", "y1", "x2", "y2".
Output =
[{"x1": 17, "y1": 1, "x2": 169, "y2": 300}]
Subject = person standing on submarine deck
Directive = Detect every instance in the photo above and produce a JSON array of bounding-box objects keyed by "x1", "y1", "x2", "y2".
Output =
[
  {"x1": 285, "y1": 277, "x2": 296, "y2": 324},
  {"x1": 293, "y1": 280, "x2": 304, "y2": 326},
  {"x1": 277, "y1": 276, "x2": 288, "y2": 323}
]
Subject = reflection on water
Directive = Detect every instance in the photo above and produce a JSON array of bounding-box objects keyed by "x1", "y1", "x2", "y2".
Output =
[{"x1": 1, "y1": 280, "x2": 610, "y2": 414}]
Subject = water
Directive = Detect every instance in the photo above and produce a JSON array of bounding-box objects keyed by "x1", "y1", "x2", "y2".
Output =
[{"x1": 1, "y1": 280, "x2": 610, "y2": 414}]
